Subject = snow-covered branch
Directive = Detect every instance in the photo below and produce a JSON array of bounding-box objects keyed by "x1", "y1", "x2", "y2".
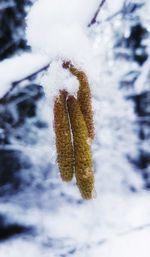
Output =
[
  {"x1": 0, "y1": 0, "x2": 107, "y2": 101},
  {"x1": 0, "y1": 53, "x2": 49, "y2": 101}
]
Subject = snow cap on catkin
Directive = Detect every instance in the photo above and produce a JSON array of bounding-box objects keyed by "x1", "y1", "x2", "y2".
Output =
[
  {"x1": 42, "y1": 60, "x2": 79, "y2": 104},
  {"x1": 54, "y1": 91, "x2": 74, "y2": 182},
  {"x1": 67, "y1": 96, "x2": 94, "y2": 200}
]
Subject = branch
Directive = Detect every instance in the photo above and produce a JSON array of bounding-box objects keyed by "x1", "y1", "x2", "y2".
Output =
[
  {"x1": 88, "y1": 0, "x2": 107, "y2": 27},
  {"x1": 0, "y1": 63, "x2": 50, "y2": 102}
]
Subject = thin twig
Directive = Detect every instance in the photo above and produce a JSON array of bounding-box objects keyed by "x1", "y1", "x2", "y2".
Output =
[
  {"x1": 88, "y1": 0, "x2": 107, "y2": 27},
  {"x1": 94, "y1": 222, "x2": 150, "y2": 248}
]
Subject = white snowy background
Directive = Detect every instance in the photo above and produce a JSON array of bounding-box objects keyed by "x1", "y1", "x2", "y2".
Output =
[{"x1": 0, "y1": 0, "x2": 150, "y2": 256}]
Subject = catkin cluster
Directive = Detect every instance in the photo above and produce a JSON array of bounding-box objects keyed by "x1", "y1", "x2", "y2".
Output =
[{"x1": 54, "y1": 63, "x2": 95, "y2": 199}]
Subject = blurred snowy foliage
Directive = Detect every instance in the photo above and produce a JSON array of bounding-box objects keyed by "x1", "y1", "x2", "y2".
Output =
[{"x1": 0, "y1": 0, "x2": 150, "y2": 257}]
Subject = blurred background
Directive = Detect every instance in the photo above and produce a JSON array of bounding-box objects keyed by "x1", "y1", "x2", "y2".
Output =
[{"x1": 0, "y1": 1, "x2": 150, "y2": 256}]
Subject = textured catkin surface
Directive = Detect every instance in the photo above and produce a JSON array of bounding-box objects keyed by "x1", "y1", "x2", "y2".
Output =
[
  {"x1": 64, "y1": 62, "x2": 94, "y2": 139},
  {"x1": 67, "y1": 96, "x2": 94, "y2": 199},
  {"x1": 54, "y1": 91, "x2": 74, "y2": 181},
  {"x1": 77, "y1": 70, "x2": 94, "y2": 140}
]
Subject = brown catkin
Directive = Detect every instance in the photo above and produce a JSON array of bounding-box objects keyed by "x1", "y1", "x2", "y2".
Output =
[
  {"x1": 67, "y1": 95, "x2": 94, "y2": 200},
  {"x1": 54, "y1": 90, "x2": 74, "y2": 182},
  {"x1": 63, "y1": 62, "x2": 94, "y2": 139}
]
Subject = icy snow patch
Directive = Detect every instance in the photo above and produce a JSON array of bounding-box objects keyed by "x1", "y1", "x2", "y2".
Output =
[
  {"x1": 26, "y1": 0, "x2": 99, "y2": 28},
  {"x1": 42, "y1": 60, "x2": 79, "y2": 103},
  {"x1": 26, "y1": 0, "x2": 99, "y2": 66}
]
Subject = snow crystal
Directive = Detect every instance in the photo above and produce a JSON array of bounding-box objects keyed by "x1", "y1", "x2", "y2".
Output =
[{"x1": 26, "y1": 0, "x2": 99, "y2": 66}]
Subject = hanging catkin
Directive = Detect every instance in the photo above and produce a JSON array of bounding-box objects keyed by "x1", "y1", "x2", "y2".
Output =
[
  {"x1": 54, "y1": 90, "x2": 74, "y2": 182},
  {"x1": 63, "y1": 62, "x2": 94, "y2": 140},
  {"x1": 67, "y1": 95, "x2": 94, "y2": 200}
]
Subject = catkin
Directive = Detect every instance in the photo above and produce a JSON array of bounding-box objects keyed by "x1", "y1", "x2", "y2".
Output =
[
  {"x1": 67, "y1": 95, "x2": 94, "y2": 200},
  {"x1": 63, "y1": 62, "x2": 94, "y2": 139},
  {"x1": 54, "y1": 90, "x2": 74, "y2": 182}
]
